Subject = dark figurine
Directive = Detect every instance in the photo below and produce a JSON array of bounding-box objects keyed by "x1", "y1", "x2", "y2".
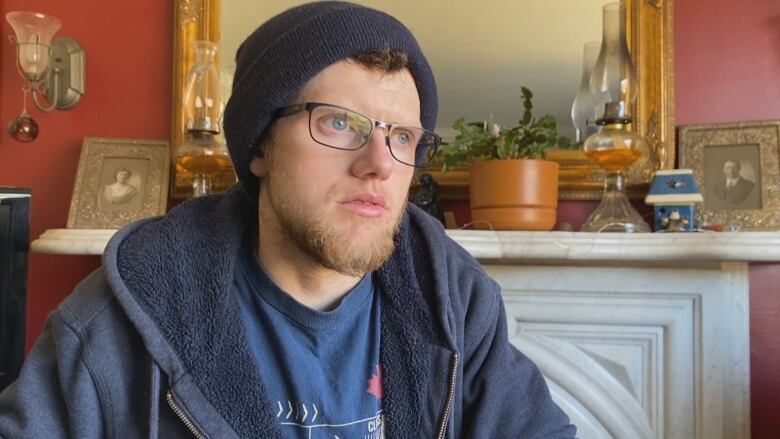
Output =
[{"x1": 411, "y1": 172, "x2": 445, "y2": 225}]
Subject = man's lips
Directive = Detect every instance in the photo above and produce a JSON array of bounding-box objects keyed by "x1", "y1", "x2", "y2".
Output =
[{"x1": 338, "y1": 193, "x2": 387, "y2": 218}]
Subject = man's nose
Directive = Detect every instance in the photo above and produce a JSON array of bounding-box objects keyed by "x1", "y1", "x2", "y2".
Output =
[{"x1": 350, "y1": 127, "x2": 395, "y2": 180}]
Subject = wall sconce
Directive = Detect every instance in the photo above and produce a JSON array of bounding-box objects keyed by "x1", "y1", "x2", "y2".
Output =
[{"x1": 6, "y1": 11, "x2": 86, "y2": 143}]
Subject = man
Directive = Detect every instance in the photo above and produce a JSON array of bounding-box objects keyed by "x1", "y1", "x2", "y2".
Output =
[
  {"x1": 712, "y1": 159, "x2": 755, "y2": 204},
  {"x1": 0, "y1": 2, "x2": 575, "y2": 437}
]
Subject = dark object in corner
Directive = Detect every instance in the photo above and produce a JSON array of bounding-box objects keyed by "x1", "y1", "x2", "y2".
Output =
[
  {"x1": 0, "y1": 188, "x2": 30, "y2": 392},
  {"x1": 411, "y1": 173, "x2": 445, "y2": 225}
]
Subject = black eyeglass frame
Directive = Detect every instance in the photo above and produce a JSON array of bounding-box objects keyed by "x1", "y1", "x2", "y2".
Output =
[{"x1": 275, "y1": 102, "x2": 441, "y2": 168}]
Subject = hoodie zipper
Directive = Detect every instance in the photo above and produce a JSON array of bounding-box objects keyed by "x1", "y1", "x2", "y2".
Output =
[
  {"x1": 166, "y1": 390, "x2": 205, "y2": 439},
  {"x1": 437, "y1": 351, "x2": 459, "y2": 439}
]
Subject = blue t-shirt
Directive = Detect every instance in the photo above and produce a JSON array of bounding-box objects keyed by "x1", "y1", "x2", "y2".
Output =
[{"x1": 234, "y1": 239, "x2": 384, "y2": 438}]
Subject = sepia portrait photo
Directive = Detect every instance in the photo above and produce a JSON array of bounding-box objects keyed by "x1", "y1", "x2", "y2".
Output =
[
  {"x1": 98, "y1": 160, "x2": 147, "y2": 213},
  {"x1": 679, "y1": 121, "x2": 780, "y2": 230},
  {"x1": 67, "y1": 138, "x2": 169, "y2": 229},
  {"x1": 703, "y1": 144, "x2": 761, "y2": 211}
]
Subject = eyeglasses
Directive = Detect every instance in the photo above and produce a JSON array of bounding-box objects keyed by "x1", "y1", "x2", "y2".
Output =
[{"x1": 275, "y1": 102, "x2": 441, "y2": 168}]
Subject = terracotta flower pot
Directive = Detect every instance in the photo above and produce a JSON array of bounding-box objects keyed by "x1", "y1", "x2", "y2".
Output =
[{"x1": 469, "y1": 159, "x2": 559, "y2": 231}]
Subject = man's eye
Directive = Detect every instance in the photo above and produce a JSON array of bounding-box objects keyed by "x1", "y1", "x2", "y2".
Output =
[
  {"x1": 328, "y1": 116, "x2": 348, "y2": 131},
  {"x1": 394, "y1": 129, "x2": 417, "y2": 146}
]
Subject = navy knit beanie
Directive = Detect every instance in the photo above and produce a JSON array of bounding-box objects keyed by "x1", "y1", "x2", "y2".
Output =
[{"x1": 223, "y1": 1, "x2": 438, "y2": 201}]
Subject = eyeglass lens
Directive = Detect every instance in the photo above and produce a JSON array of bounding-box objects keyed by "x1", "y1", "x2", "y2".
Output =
[{"x1": 308, "y1": 105, "x2": 438, "y2": 166}]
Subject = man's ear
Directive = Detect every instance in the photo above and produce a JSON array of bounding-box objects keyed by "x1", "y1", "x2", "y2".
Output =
[
  {"x1": 250, "y1": 129, "x2": 274, "y2": 178},
  {"x1": 249, "y1": 149, "x2": 268, "y2": 178}
]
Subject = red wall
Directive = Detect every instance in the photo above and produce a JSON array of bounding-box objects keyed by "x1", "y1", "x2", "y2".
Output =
[
  {"x1": 676, "y1": 1, "x2": 780, "y2": 437},
  {"x1": 676, "y1": 0, "x2": 780, "y2": 125},
  {"x1": 1, "y1": 0, "x2": 778, "y2": 436},
  {"x1": 0, "y1": 0, "x2": 172, "y2": 346}
]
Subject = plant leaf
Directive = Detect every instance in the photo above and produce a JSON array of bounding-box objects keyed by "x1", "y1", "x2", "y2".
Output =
[{"x1": 439, "y1": 85, "x2": 568, "y2": 165}]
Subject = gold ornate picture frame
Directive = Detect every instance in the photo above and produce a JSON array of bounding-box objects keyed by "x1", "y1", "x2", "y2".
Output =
[
  {"x1": 170, "y1": 0, "x2": 675, "y2": 201},
  {"x1": 679, "y1": 121, "x2": 780, "y2": 230},
  {"x1": 67, "y1": 137, "x2": 170, "y2": 229}
]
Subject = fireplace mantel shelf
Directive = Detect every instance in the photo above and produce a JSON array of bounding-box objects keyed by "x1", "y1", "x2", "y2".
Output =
[
  {"x1": 446, "y1": 229, "x2": 780, "y2": 262},
  {"x1": 31, "y1": 229, "x2": 118, "y2": 256},
  {"x1": 31, "y1": 227, "x2": 780, "y2": 262}
]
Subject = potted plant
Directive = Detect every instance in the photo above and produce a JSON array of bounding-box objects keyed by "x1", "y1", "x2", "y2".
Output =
[{"x1": 438, "y1": 87, "x2": 572, "y2": 231}]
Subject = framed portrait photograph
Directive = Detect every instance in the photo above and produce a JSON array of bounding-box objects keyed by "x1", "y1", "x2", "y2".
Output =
[
  {"x1": 679, "y1": 120, "x2": 780, "y2": 230},
  {"x1": 67, "y1": 137, "x2": 170, "y2": 229}
]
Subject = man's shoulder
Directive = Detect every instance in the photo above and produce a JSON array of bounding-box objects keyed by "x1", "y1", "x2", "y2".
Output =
[
  {"x1": 738, "y1": 177, "x2": 755, "y2": 188},
  {"x1": 56, "y1": 268, "x2": 120, "y2": 332},
  {"x1": 406, "y1": 205, "x2": 484, "y2": 270},
  {"x1": 107, "y1": 185, "x2": 252, "y2": 266},
  {"x1": 405, "y1": 205, "x2": 498, "y2": 299}
]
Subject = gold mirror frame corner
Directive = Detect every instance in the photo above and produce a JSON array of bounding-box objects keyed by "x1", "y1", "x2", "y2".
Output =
[{"x1": 170, "y1": 0, "x2": 674, "y2": 201}]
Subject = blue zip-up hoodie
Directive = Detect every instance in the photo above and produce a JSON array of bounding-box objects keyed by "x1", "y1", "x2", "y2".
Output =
[{"x1": 0, "y1": 185, "x2": 576, "y2": 438}]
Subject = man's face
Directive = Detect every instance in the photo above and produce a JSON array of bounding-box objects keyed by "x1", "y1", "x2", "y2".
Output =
[
  {"x1": 249, "y1": 60, "x2": 420, "y2": 276},
  {"x1": 723, "y1": 161, "x2": 740, "y2": 179}
]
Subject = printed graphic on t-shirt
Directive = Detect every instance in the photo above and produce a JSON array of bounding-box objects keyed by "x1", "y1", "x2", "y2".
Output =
[
  {"x1": 275, "y1": 406, "x2": 384, "y2": 438},
  {"x1": 273, "y1": 364, "x2": 385, "y2": 438},
  {"x1": 366, "y1": 364, "x2": 383, "y2": 400}
]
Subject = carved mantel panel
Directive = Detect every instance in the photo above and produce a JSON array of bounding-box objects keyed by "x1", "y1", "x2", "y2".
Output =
[{"x1": 483, "y1": 259, "x2": 750, "y2": 439}]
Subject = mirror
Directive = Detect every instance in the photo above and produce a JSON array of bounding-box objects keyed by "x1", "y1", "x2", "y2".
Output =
[
  {"x1": 171, "y1": 0, "x2": 674, "y2": 200},
  {"x1": 219, "y1": 0, "x2": 608, "y2": 139}
]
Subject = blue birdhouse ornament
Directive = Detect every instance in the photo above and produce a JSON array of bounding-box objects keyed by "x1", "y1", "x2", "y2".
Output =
[{"x1": 644, "y1": 169, "x2": 703, "y2": 232}]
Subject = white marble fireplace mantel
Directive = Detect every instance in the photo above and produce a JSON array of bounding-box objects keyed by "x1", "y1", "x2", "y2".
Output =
[
  {"x1": 446, "y1": 229, "x2": 780, "y2": 263},
  {"x1": 32, "y1": 228, "x2": 777, "y2": 438},
  {"x1": 31, "y1": 228, "x2": 118, "y2": 255},
  {"x1": 437, "y1": 230, "x2": 777, "y2": 439},
  {"x1": 32, "y1": 227, "x2": 780, "y2": 262}
]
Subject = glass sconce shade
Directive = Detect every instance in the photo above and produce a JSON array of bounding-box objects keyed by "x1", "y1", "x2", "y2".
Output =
[
  {"x1": 183, "y1": 41, "x2": 222, "y2": 133},
  {"x1": 6, "y1": 11, "x2": 61, "y2": 82},
  {"x1": 589, "y1": 2, "x2": 637, "y2": 121},
  {"x1": 571, "y1": 41, "x2": 602, "y2": 144}
]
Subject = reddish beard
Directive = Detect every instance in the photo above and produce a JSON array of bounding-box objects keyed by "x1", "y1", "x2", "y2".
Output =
[{"x1": 261, "y1": 172, "x2": 405, "y2": 276}]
